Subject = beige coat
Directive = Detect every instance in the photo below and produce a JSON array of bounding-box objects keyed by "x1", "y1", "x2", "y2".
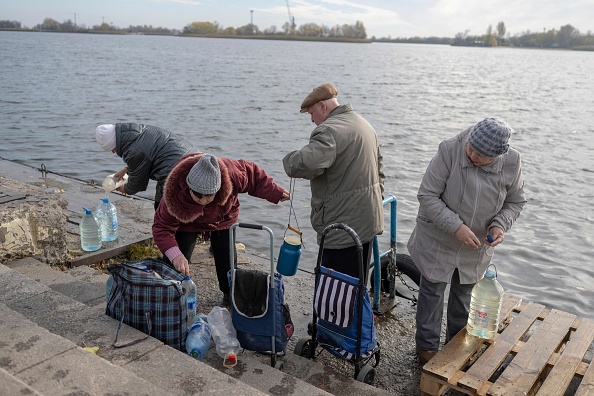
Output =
[
  {"x1": 407, "y1": 127, "x2": 526, "y2": 284},
  {"x1": 283, "y1": 104, "x2": 385, "y2": 248}
]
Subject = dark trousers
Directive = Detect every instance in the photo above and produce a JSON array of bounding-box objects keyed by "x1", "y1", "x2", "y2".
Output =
[
  {"x1": 320, "y1": 241, "x2": 372, "y2": 283},
  {"x1": 415, "y1": 269, "x2": 474, "y2": 352},
  {"x1": 163, "y1": 229, "x2": 235, "y2": 294}
]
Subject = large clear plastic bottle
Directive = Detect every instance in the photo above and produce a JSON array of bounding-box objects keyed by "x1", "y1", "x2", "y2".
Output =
[
  {"x1": 207, "y1": 306, "x2": 240, "y2": 367},
  {"x1": 80, "y1": 207, "x2": 102, "y2": 252},
  {"x1": 466, "y1": 265, "x2": 504, "y2": 339},
  {"x1": 102, "y1": 173, "x2": 128, "y2": 193},
  {"x1": 182, "y1": 276, "x2": 197, "y2": 325},
  {"x1": 186, "y1": 314, "x2": 211, "y2": 361},
  {"x1": 96, "y1": 198, "x2": 118, "y2": 241}
]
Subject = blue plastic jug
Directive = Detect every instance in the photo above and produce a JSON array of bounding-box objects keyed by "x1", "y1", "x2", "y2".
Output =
[{"x1": 277, "y1": 234, "x2": 302, "y2": 276}]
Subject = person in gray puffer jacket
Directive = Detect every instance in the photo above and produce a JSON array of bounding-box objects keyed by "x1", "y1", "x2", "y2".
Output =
[{"x1": 95, "y1": 122, "x2": 193, "y2": 209}]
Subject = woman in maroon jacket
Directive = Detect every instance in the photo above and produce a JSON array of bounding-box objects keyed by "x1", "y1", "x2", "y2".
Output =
[{"x1": 152, "y1": 153, "x2": 290, "y2": 299}]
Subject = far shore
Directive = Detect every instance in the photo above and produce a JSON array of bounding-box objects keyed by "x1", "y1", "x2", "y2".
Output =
[{"x1": 2, "y1": 28, "x2": 594, "y2": 50}]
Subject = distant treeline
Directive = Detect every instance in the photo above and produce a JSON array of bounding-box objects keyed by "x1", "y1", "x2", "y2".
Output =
[
  {"x1": 2, "y1": 18, "x2": 593, "y2": 49},
  {"x1": 374, "y1": 21, "x2": 594, "y2": 49},
  {"x1": 0, "y1": 18, "x2": 368, "y2": 40}
]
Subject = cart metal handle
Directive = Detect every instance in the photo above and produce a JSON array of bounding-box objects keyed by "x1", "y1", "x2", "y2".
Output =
[{"x1": 229, "y1": 223, "x2": 275, "y2": 277}]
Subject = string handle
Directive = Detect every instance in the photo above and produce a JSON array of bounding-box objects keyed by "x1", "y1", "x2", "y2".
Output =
[{"x1": 286, "y1": 178, "x2": 304, "y2": 248}]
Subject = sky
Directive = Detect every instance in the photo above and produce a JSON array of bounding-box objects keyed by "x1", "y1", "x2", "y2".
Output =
[{"x1": 2, "y1": 0, "x2": 593, "y2": 39}]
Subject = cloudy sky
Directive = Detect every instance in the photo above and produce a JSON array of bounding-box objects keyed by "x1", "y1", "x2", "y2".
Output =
[{"x1": 3, "y1": 0, "x2": 593, "y2": 38}]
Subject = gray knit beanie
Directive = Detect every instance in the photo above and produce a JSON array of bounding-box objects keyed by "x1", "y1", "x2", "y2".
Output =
[
  {"x1": 186, "y1": 155, "x2": 221, "y2": 195},
  {"x1": 468, "y1": 117, "x2": 512, "y2": 158}
]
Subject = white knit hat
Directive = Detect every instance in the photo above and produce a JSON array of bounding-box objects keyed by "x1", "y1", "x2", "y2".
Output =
[
  {"x1": 95, "y1": 124, "x2": 116, "y2": 151},
  {"x1": 186, "y1": 155, "x2": 221, "y2": 195}
]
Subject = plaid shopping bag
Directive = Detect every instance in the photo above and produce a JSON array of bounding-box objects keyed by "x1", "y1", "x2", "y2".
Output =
[{"x1": 106, "y1": 259, "x2": 188, "y2": 351}]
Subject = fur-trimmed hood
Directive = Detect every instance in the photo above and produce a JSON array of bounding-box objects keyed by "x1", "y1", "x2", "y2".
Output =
[{"x1": 163, "y1": 153, "x2": 233, "y2": 223}]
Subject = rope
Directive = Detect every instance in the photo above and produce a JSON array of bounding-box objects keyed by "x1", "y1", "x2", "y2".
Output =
[{"x1": 286, "y1": 178, "x2": 304, "y2": 248}]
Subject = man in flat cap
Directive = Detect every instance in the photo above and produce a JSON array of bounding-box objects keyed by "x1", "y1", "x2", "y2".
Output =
[{"x1": 282, "y1": 83, "x2": 385, "y2": 281}]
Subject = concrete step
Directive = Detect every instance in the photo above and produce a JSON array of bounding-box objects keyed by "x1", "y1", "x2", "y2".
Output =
[
  {"x1": 5, "y1": 257, "x2": 389, "y2": 395},
  {"x1": 1, "y1": 260, "x2": 335, "y2": 395},
  {"x1": 0, "y1": 302, "x2": 178, "y2": 395},
  {"x1": 0, "y1": 367, "x2": 43, "y2": 396},
  {"x1": 0, "y1": 263, "x2": 268, "y2": 396}
]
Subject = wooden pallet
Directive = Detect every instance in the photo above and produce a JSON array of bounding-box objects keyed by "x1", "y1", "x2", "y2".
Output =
[{"x1": 420, "y1": 294, "x2": 594, "y2": 395}]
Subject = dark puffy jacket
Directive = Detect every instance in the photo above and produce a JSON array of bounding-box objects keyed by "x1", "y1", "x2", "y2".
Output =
[{"x1": 115, "y1": 123, "x2": 193, "y2": 203}]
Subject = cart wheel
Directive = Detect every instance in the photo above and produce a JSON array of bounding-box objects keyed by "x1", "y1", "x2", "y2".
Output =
[
  {"x1": 356, "y1": 364, "x2": 376, "y2": 384},
  {"x1": 293, "y1": 336, "x2": 312, "y2": 357},
  {"x1": 274, "y1": 360, "x2": 284, "y2": 370}
]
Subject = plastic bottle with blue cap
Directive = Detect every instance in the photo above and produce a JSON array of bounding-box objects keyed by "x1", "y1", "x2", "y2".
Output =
[
  {"x1": 96, "y1": 198, "x2": 119, "y2": 241},
  {"x1": 186, "y1": 314, "x2": 211, "y2": 361},
  {"x1": 182, "y1": 276, "x2": 197, "y2": 325},
  {"x1": 466, "y1": 264, "x2": 504, "y2": 339},
  {"x1": 80, "y1": 207, "x2": 102, "y2": 252}
]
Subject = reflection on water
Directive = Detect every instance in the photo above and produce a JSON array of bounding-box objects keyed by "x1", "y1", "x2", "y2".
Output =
[{"x1": 1, "y1": 32, "x2": 593, "y2": 318}]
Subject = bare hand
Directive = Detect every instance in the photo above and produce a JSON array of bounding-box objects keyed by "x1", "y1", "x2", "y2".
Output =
[
  {"x1": 115, "y1": 185, "x2": 127, "y2": 195},
  {"x1": 455, "y1": 223, "x2": 480, "y2": 249},
  {"x1": 172, "y1": 255, "x2": 190, "y2": 276},
  {"x1": 114, "y1": 167, "x2": 128, "y2": 180},
  {"x1": 279, "y1": 190, "x2": 290, "y2": 202},
  {"x1": 486, "y1": 226, "x2": 505, "y2": 247}
]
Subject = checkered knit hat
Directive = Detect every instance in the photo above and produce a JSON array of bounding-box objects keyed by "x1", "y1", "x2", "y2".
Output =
[
  {"x1": 468, "y1": 117, "x2": 512, "y2": 158},
  {"x1": 186, "y1": 154, "x2": 221, "y2": 195}
]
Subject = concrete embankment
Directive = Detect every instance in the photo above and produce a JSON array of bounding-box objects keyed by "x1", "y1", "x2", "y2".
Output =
[{"x1": 0, "y1": 158, "x2": 424, "y2": 394}]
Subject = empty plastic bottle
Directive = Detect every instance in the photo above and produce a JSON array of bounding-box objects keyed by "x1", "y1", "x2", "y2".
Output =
[
  {"x1": 96, "y1": 198, "x2": 118, "y2": 241},
  {"x1": 207, "y1": 306, "x2": 240, "y2": 367},
  {"x1": 186, "y1": 314, "x2": 212, "y2": 361},
  {"x1": 467, "y1": 265, "x2": 504, "y2": 339},
  {"x1": 102, "y1": 173, "x2": 128, "y2": 193},
  {"x1": 80, "y1": 207, "x2": 102, "y2": 252},
  {"x1": 182, "y1": 276, "x2": 197, "y2": 325}
]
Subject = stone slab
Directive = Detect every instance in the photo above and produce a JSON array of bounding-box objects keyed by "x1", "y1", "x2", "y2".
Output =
[
  {"x1": 125, "y1": 343, "x2": 268, "y2": 396},
  {"x1": 201, "y1": 351, "x2": 332, "y2": 396},
  {"x1": 0, "y1": 264, "x2": 51, "y2": 304},
  {"x1": 0, "y1": 302, "x2": 75, "y2": 374},
  {"x1": 6, "y1": 257, "x2": 105, "y2": 305},
  {"x1": 65, "y1": 264, "x2": 110, "y2": 286},
  {"x1": 0, "y1": 367, "x2": 43, "y2": 396},
  {"x1": 7, "y1": 288, "x2": 165, "y2": 367},
  {"x1": 18, "y1": 347, "x2": 180, "y2": 396}
]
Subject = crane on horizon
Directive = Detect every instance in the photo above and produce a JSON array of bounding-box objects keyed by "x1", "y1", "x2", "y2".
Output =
[{"x1": 285, "y1": 0, "x2": 296, "y2": 34}]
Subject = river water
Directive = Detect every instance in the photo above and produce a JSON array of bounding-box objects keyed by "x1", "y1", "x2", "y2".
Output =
[{"x1": 1, "y1": 31, "x2": 593, "y2": 318}]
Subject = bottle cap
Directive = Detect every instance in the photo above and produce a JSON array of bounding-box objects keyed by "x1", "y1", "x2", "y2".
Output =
[
  {"x1": 101, "y1": 198, "x2": 109, "y2": 203},
  {"x1": 223, "y1": 352, "x2": 237, "y2": 368},
  {"x1": 485, "y1": 270, "x2": 496, "y2": 279},
  {"x1": 83, "y1": 207, "x2": 92, "y2": 214},
  {"x1": 190, "y1": 349, "x2": 204, "y2": 361}
]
